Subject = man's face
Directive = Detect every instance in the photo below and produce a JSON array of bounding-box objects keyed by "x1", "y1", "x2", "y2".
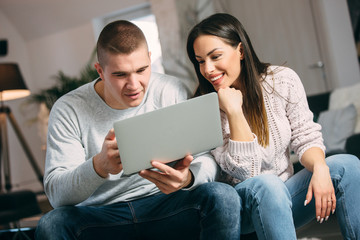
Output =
[{"x1": 95, "y1": 45, "x2": 151, "y2": 110}]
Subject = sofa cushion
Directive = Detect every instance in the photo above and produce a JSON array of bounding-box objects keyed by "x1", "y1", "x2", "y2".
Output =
[
  {"x1": 329, "y1": 83, "x2": 360, "y2": 133},
  {"x1": 318, "y1": 104, "x2": 357, "y2": 153},
  {"x1": 307, "y1": 92, "x2": 330, "y2": 122}
]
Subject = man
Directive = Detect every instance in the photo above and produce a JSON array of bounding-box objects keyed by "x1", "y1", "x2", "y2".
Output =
[{"x1": 35, "y1": 20, "x2": 240, "y2": 239}]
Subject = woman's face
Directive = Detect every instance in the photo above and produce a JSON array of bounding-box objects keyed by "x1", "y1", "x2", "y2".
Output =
[{"x1": 193, "y1": 35, "x2": 243, "y2": 91}]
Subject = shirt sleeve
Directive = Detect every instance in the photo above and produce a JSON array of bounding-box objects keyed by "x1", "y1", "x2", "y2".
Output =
[
  {"x1": 211, "y1": 112, "x2": 262, "y2": 182},
  {"x1": 44, "y1": 99, "x2": 107, "y2": 208},
  {"x1": 285, "y1": 69, "x2": 325, "y2": 161},
  {"x1": 184, "y1": 152, "x2": 220, "y2": 190}
]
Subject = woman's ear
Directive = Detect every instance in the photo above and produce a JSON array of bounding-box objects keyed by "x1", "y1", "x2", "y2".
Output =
[{"x1": 238, "y1": 42, "x2": 244, "y2": 60}]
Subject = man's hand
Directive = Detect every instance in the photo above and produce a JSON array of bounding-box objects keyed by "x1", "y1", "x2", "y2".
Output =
[
  {"x1": 139, "y1": 155, "x2": 194, "y2": 194},
  {"x1": 93, "y1": 128, "x2": 122, "y2": 178}
]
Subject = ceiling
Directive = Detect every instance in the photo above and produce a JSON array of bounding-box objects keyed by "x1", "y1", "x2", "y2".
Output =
[{"x1": 0, "y1": 0, "x2": 143, "y2": 41}]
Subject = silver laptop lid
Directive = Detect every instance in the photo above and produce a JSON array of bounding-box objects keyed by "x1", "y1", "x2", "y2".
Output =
[{"x1": 113, "y1": 92, "x2": 223, "y2": 175}]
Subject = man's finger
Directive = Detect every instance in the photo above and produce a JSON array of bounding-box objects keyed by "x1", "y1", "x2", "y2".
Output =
[
  {"x1": 151, "y1": 161, "x2": 175, "y2": 175},
  {"x1": 106, "y1": 128, "x2": 116, "y2": 140},
  {"x1": 174, "y1": 155, "x2": 194, "y2": 169}
]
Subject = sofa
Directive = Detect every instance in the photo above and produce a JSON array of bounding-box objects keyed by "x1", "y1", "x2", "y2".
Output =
[{"x1": 307, "y1": 89, "x2": 360, "y2": 159}]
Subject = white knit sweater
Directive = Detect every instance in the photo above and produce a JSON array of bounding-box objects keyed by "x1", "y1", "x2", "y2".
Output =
[{"x1": 212, "y1": 66, "x2": 326, "y2": 185}]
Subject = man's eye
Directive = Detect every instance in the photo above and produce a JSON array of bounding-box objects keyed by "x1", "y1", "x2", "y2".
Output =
[{"x1": 115, "y1": 73, "x2": 126, "y2": 77}]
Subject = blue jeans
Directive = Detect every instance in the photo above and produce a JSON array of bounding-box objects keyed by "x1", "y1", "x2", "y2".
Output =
[
  {"x1": 236, "y1": 154, "x2": 360, "y2": 240},
  {"x1": 35, "y1": 182, "x2": 240, "y2": 240}
]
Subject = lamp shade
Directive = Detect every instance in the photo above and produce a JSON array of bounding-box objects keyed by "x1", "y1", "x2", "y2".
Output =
[{"x1": 0, "y1": 63, "x2": 30, "y2": 101}]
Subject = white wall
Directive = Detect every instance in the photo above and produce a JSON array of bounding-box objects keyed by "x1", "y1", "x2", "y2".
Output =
[
  {"x1": 0, "y1": 10, "x2": 43, "y2": 192},
  {"x1": 27, "y1": 22, "x2": 96, "y2": 90},
  {"x1": 0, "y1": 11, "x2": 110, "y2": 193}
]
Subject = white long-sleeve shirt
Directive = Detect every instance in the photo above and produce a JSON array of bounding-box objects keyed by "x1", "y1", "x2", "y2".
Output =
[
  {"x1": 44, "y1": 72, "x2": 219, "y2": 208},
  {"x1": 212, "y1": 66, "x2": 325, "y2": 185}
]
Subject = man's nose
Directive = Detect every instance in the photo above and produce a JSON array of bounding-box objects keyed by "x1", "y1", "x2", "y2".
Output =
[{"x1": 126, "y1": 75, "x2": 139, "y2": 90}]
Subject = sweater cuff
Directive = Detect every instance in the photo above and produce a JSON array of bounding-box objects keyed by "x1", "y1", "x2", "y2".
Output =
[
  {"x1": 182, "y1": 153, "x2": 219, "y2": 191},
  {"x1": 84, "y1": 157, "x2": 109, "y2": 184},
  {"x1": 228, "y1": 134, "x2": 258, "y2": 155}
]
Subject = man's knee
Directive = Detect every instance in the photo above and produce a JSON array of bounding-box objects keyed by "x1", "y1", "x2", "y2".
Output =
[
  {"x1": 36, "y1": 206, "x2": 77, "y2": 239},
  {"x1": 196, "y1": 182, "x2": 239, "y2": 206}
]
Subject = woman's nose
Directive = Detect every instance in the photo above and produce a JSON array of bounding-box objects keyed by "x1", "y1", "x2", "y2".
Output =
[{"x1": 204, "y1": 61, "x2": 215, "y2": 74}]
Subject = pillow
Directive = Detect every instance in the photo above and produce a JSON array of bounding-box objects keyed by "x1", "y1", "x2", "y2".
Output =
[
  {"x1": 329, "y1": 83, "x2": 360, "y2": 133},
  {"x1": 318, "y1": 104, "x2": 357, "y2": 153}
]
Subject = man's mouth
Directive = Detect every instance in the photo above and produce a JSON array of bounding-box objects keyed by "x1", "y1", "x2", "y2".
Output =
[{"x1": 125, "y1": 92, "x2": 141, "y2": 99}]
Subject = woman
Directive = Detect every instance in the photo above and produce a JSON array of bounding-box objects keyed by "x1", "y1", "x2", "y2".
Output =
[{"x1": 187, "y1": 13, "x2": 360, "y2": 239}]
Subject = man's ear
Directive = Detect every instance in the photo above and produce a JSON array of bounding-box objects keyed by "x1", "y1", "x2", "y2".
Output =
[{"x1": 94, "y1": 62, "x2": 104, "y2": 80}]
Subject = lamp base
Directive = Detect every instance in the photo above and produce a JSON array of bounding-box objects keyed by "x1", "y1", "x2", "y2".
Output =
[{"x1": 0, "y1": 105, "x2": 43, "y2": 193}]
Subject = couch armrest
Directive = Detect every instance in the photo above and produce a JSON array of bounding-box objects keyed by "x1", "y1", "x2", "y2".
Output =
[{"x1": 345, "y1": 133, "x2": 360, "y2": 159}]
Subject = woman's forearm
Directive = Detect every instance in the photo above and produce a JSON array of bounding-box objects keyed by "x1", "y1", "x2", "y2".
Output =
[
  {"x1": 227, "y1": 111, "x2": 254, "y2": 142},
  {"x1": 300, "y1": 147, "x2": 327, "y2": 172}
]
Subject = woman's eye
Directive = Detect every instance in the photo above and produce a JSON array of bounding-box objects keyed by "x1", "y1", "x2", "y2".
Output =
[{"x1": 212, "y1": 55, "x2": 221, "y2": 60}]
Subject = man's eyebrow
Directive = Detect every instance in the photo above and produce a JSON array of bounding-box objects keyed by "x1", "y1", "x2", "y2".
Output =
[
  {"x1": 195, "y1": 48, "x2": 220, "y2": 58},
  {"x1": 111, "y1": 71, "x2": 126, "y2": 75},
  {"x1": 137, "y1": 65, "x2": 150, "y2": 70},
  {"x1": 111, "y1": 65, "x2": 150, "y2": 75}
]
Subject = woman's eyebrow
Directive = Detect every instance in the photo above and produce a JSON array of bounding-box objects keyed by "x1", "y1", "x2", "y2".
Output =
[{"x1": 195, "y1": 48, "x2": 220, "y2": 59}]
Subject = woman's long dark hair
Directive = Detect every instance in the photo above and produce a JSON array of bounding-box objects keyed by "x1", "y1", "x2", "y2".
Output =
[{"x1": 187, "y1": 13, "x2": 270, "y2": 147}]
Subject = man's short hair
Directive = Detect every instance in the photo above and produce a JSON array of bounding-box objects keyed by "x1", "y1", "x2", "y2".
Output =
[{"x1": 97, "y1": 20, "x2": 148, "y2": 67}]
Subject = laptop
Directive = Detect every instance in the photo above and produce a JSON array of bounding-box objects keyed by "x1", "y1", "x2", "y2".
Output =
[{"x1": 113, "y1": 92, "x2": 223, "y2": 175}]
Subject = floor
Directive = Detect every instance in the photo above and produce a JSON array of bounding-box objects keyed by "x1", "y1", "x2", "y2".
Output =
[{"x1": 296, "y1": 215, "x2": 343, "y2": 240}]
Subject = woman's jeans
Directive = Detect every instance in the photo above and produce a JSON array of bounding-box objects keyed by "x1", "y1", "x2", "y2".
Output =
[
  {"x1": 35, "y1": 182, "x2": 240, "y2": 240},
  {"x1": 236, "y1": 154, "x2": 360, "y2": 240}
]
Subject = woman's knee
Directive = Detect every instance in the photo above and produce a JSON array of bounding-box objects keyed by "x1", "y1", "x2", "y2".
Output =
[
  {"x1": 326, "y1": 154, "x2": 360, "y2": 180},
  {"x1": 236, "y1": 174, "x2": 291, "y2": 207}
]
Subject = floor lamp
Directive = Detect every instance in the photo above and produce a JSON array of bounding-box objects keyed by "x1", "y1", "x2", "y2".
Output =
[{"x1": 0, "y1": 63, "x2": 43, "y2": 193}]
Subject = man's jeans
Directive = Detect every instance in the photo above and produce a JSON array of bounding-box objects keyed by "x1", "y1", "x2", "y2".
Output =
[
  {"x1": 35, "y1": 182, "x2": 240, "y2": 240},
  {"x1": 236, "y1": 154, "x2": 360, "y2": 240}
]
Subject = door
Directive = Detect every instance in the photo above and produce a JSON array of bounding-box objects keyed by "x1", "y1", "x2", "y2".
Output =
[{"x1": 222, "y1": 0, "x2": 328, "y2": 95}]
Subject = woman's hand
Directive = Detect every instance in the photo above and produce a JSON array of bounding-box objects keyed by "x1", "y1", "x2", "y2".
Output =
[
  {"x1": 302, "y1": 148, "x2": 336, "y2": 223},
  {"x1": 217, "y1": 87, "x2": 243, "y2": 115},
  {"x1": 217, "y1": 87, "x2": 253, "y2": 142},
  {"x1": 305, "y1": 164, "x2": 336, "y2": 223}
]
